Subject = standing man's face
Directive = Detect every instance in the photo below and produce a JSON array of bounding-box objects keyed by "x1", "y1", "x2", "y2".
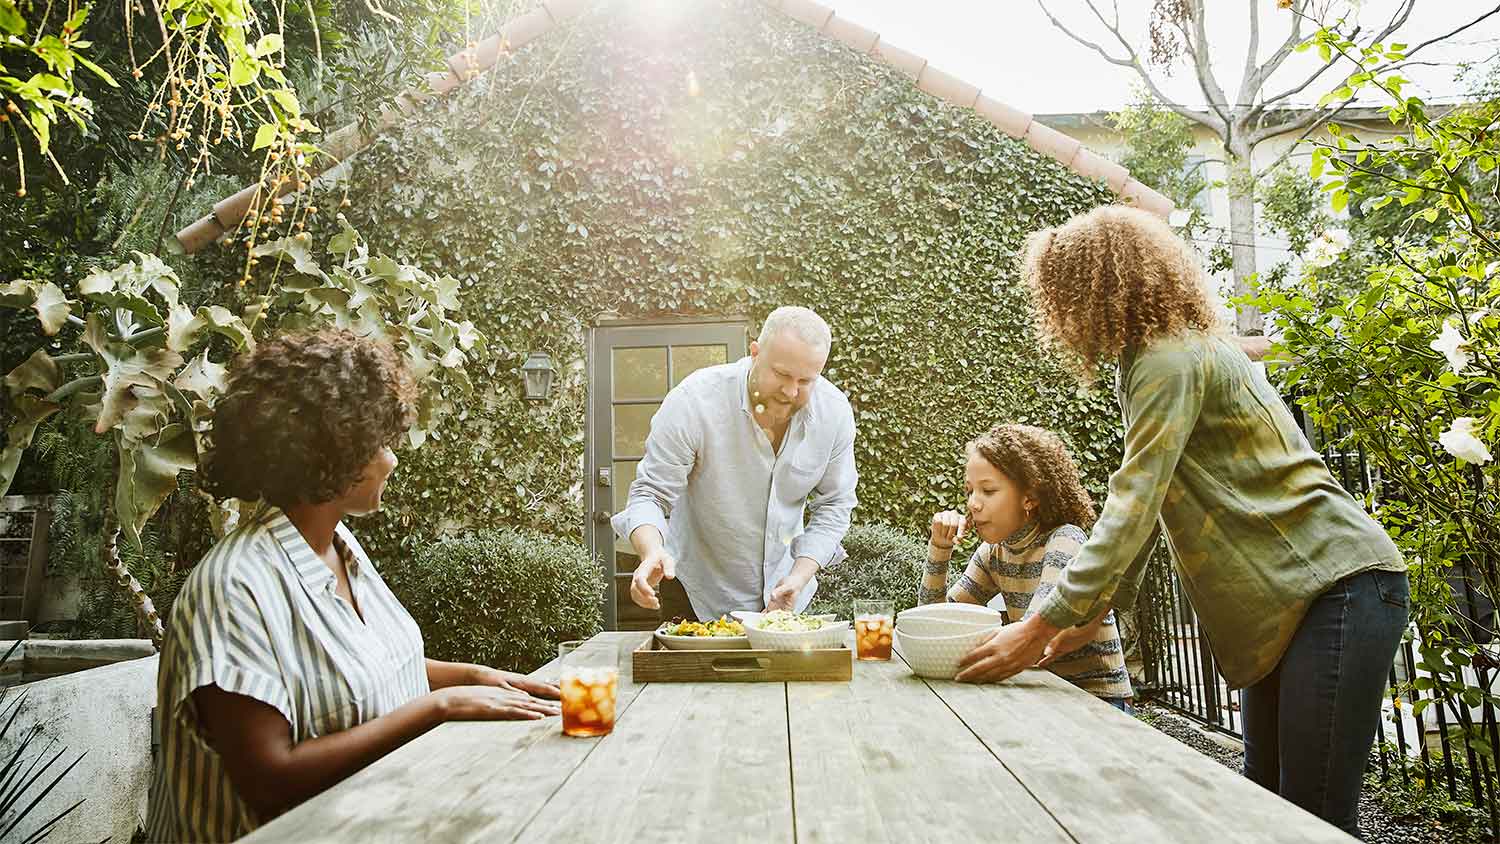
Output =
[{"x1": 748, "y1": 332, "x2": 828, "y2": 425}]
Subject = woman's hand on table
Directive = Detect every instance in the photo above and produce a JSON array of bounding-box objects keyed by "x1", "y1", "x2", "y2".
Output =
[
  {"x1": 1038, "y1": 611, "x2": 1108, "y2": 668},
  {"x1": 432, "y1": 685, "x2": 561, "y2": 721},
  {"x1": 472, "y1": 665, "x2": 561, "y2": 701},
  {"x1": 955, "y1": 614, "x2": 1055, "y2": 683}
]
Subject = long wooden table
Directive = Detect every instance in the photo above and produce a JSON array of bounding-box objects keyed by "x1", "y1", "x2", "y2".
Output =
[{"x1": 242, "y1": 632, "x2": 1353, "y2": 842}]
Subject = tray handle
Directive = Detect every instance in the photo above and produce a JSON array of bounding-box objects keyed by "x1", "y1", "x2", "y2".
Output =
[{"x1": 710, "y1": 657, "x2": 772, "y2": 673}]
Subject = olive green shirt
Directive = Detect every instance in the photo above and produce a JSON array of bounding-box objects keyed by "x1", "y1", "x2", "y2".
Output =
[{"x1": 1034, "y1": 331, "x2": 1403, "y2": 689}]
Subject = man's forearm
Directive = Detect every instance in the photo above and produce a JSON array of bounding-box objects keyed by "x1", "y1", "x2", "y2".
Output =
[{"x1": 629, "y1": 524, "x2": 665, "y2": 558}]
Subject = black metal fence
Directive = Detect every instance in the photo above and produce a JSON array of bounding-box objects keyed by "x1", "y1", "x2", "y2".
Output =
[{"x1": 1130, "y1": 402, "x2": 1500, "y2": 832}]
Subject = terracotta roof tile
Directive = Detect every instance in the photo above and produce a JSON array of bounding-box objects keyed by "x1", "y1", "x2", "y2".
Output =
[
  {"x1": 174, "y1": 0, "x2": 1172, "y2": 252},
  {"x1": 1070, "y1": 148, "x2": 1130, "y2": 193},
  {"x1": 872, "y1": 39, "x2": 927, "y2": 80},
  {"x1": 916, "y1": 65, "x2": 979, "y2": 110},
  {"x1": 975, "y1": 95, "x2": 1033, "y2": 139},
  {"x1": 823, "y1": 15, "x2": 879, "y2": 53},
  {"x1": 503, "y1": 8, "x2": 555, "y2": 53},
  {"x1": 1023, "y1": 121, "x2": 1082, "y2": 167},
  {"x1": 779, "y1": 0, "x2": 834, "y2": 30},
  {"x1": 1121, "y1": 178, "x2": 1175, "y2": 217}
]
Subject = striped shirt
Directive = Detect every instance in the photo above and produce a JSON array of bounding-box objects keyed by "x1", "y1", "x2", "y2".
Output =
[
  {"x1": 144, "y1": 506, "x2": 430, "y2": 842},
  {"x1": 920, "y1": 523, "x2": 1134, "y2": 700}
]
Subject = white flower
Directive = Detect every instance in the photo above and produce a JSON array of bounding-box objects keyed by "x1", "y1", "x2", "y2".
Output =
[
  {"x1": 1304, "y1": 228, "x2": 1351, "y2": 268},
  {"x1": 1430, "y1": 319, "x2": 1473, "y2": 375},
  {"x1": 1440, "y1": 417, "x2": 1493, "y2": 465}
]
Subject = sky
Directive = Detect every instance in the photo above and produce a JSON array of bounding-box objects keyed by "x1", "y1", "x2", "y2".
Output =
[{"x1": 825, "y1": 0, "x2": 1500, "y2": 115}]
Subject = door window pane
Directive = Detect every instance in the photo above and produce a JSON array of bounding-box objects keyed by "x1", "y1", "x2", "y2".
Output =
[
  {"x1": 613, "y1": 347, "x2": 668, "y2": 401},
  {"x1": 612, "y1": 403, "x2": 660, "y2": 458},
  {"x1": 671, "y1": 344, "x2": 729, "y2": 387}
]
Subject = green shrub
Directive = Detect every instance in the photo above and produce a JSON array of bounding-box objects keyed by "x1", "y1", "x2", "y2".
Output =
[
  {"x1": 809, "y1": 522, "x2": 957, "y2": 620},
  {"x1": 381, "y1": 528, "x2": 604, "y2": 674}
]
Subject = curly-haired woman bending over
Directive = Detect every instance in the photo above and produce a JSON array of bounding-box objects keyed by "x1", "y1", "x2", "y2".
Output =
[
  {"x1": 957, "y1": 206, "x2": 1407, "y2": 837},
  {"x1": 919, "y1": 424, "x2": 1133, "y2": 712},
  {"x1": 146, "y1": 329, "x2": 560, "y2": 843}
]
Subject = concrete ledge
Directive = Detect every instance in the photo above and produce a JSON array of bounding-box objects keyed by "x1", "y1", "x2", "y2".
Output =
[{"x1": 1, "y1": 639, "x2": 156, "y2": 682}]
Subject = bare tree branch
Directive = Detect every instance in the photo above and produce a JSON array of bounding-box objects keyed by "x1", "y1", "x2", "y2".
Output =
[
  {"x1": 1254, "y1": 95, "x2": 1357, "y2": 156},
  {"x1": 1185, "y1": 0, "x2": 1233, "y2": 124},
  {"x1": 1240, "y1": 0, "x2": 1264, "y2": 107},
  {"x1": 1240, "y1": 0, "x2": 1307, "y2": 113},
  {"x1": 1035, "y1": 0, "x2": 1228, "y2": 136},
  {"x1": 1261, "y1": 0, "x2": 1416, "y2": 109}
]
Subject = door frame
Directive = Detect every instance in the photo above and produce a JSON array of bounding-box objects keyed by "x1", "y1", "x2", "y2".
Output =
[{"x1": 585, "y1": 315, "x2": 750, "y2": 630}]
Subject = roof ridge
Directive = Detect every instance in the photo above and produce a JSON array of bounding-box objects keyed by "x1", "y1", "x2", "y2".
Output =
[{"x1": 173, "y1": 0, "x2": 1172, "y2": 253}]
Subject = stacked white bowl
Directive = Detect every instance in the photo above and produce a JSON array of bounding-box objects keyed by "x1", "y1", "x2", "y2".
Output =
[{"x1": 894, "y1": 603, "x2": 1006, "y2": 680}]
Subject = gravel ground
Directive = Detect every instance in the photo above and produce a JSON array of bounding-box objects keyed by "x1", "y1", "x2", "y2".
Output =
[{"x1": 1134, "y1": 701, "x2": 1488, "y2": 843}]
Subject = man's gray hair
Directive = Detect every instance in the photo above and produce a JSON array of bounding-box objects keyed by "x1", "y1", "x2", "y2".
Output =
[{"x1": 757, "y1": 306, "x2": 832, "y2": 353}]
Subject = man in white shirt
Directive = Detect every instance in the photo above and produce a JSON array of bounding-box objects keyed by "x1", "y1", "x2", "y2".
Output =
[{"x1": 611, "y1": 306, "x2": 858, "y2": 620}]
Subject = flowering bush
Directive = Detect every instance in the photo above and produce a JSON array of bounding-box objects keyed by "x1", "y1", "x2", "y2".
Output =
[{"x1": 1247, "y1": 23, "x2": 1500, "y2": 732}]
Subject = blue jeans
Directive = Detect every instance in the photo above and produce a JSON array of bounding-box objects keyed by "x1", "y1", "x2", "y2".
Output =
[
  {"x1": 1104, "y1": 697, "x2": 1135, "y2": 716},
  {"x1": 1241, "y1": 568, "x2": 1409, "y2": 838}
]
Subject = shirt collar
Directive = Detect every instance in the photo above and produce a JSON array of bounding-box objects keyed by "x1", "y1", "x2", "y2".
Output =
[
  {"x1": 261, "y1": 505, "x2": 357, "y2": 590},
  {"x1": 1000, "y1": 519, "x2": 1044, "y2": 553}
]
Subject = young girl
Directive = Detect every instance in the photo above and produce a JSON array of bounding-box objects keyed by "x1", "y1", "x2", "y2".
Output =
[
  {"x1": 963, "y1": 205, "x2": 1407, "y2": 837},
  {"x1": 919, "y1": 423, "x2": 1133, "y2": 712}
]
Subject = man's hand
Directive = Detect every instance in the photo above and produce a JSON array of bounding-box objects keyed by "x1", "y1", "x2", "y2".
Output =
[
  {"x1": 955, "y1": 614, "x2": 1056, "y2": 683},
  {"x1": 1038, "y1": 611, "x2": 1108, "y2": 668},
  {"x1": 767, "y1": 557, "x2": 818, "y2": 611},
  {"x1": 471, "y1": 666, "x2": 561, "y2": 701},
  {"x1": 630, "y1": 546, "x2": 676, "y2": 610}
]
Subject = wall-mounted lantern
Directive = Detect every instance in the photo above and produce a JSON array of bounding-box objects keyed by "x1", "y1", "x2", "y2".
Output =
[{"x1": 520, "y1": 351, "x2": 557, "y2": 402}]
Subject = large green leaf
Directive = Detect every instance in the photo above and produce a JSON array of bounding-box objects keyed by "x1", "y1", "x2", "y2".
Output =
[
  {"x1": 3, "y1": 349, "x2": 62, "y2": 396},
  {"x1": 172, "y1": 351, "x2": 228, "y2": 399},
  {"x1": 84, "y1": 314, "x2": 184, "y2": 433},
  {"x1": 0, "y1": 395, "x2": 61, "y2": 496},
  {"x1": 0, "y1": 280, "x2": 72, "y2": 335},
  {"x1": 115, "y1": 424, "x2": 198, "y2": 547},
  {"x1": 252, "y1": 236, "x2": 328, "y2": 281},
  {"x1": 166, "y1": 304, "x2": 206, "y2": 352}
]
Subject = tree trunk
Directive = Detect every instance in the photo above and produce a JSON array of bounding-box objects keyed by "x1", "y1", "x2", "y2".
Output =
[
  {"x1": 1226, "y1": 139, "x2": 1263, "y2": 335},
  {"x1": 103, "y1": 512, "x2": 164, "y2": 650}
]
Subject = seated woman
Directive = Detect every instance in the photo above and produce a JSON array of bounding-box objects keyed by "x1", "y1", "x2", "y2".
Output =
[
  {"x1": 146, "y1": 329, "x2": 561, "y2": 843},
  {"x1": 918, "y1": 423, "x2": 1133, "y2": 711}
]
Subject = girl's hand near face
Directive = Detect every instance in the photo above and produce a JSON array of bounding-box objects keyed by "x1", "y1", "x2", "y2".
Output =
[{"x1": 929, "y1": 510, "x2": 967, "y2": 549}]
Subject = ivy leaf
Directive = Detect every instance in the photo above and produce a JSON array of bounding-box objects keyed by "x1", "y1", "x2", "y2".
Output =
[
  {"x1": 230, "y1": 55, "x2": 258, "y2": 87},
  {"x1": 253, "y1": 34, "x2": 284, "y2": 57},
  {"x1": 196, "y1": 305, "x2": 254, "y2": 350},
  {"x1": 3, "y1": 348, "x2": 62, "y2": 395},
  {"x1": 328, "y1": 219, "x2": 359, "y2": 254},
  {"x1": 0, "y1": 395, "x2": 61, "y2": 497}
]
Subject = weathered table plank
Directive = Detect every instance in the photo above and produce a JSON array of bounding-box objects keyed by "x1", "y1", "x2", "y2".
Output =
[
  {"x1": 787, "y1": 653, "x2": 1073, "y2": 843},
  {"x1": 923, "y1": 665, "x2": 1353, "y2": 843},
  {"x1": 241, "y1": 633, "x2": 651, "y2": 843},
  {"x1": 512, "y1": 680, "x2": 794, "y2": 841}
]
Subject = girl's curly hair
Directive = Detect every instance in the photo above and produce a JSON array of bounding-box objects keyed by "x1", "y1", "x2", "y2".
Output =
[
  {"x1": 1021, "y1": 205, "x2": 1222, "y2": 379},
  {"x1": 200, "y1": 328, "x2": 417, "y2": 508},
  {"x1": 969, "y1": 424, "x2": 1096, "y2": 531}
]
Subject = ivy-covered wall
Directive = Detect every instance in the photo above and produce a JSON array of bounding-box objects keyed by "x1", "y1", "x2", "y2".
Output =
[{"x1": 309, "y1": 0, "x2": 1124, "y2": 560}]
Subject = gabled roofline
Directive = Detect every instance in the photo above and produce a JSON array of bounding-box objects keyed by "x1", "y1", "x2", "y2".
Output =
[{"x1": 173, "y1": 0, "x2": 1172, "y2": 254}]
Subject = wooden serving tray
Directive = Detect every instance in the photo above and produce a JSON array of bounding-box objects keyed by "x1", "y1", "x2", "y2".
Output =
[{"x1": 632, "y1": 637, "x2": 852, "y2": 683}]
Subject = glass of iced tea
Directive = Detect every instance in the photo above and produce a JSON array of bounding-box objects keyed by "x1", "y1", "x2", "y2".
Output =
[
  {"x1": 854, "y1": 600, "x2": 894, "y2": 661},
  {"x1": 557, "y1": 640, "x2": 619, "y2": 738}
]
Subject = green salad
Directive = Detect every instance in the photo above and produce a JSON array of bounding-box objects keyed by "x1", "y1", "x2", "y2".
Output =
[{"x1": 757, "y1": 610, "x2": 826, "y2": 632}]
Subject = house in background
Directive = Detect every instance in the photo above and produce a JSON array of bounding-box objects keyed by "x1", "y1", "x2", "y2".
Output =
[{"x1": 1036, "y1": 106, "x2": 1416, "y2": 289}]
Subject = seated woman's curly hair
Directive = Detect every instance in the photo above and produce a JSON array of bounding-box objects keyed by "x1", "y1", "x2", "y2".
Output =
[
  {"x1": 969, "y1": 424, "x2": 1096, "y2": 531},
  {"x1": 1021, "y1": 205, "x2": 1221, "y2": 379},
  {"x1": 200, "y1": 328, "x2": 417, "y2": 508}
]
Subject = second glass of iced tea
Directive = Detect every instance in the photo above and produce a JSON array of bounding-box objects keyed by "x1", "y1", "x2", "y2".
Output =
[{"x1": 854, "y1": 600, "x2": 894, "y2": 661}]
